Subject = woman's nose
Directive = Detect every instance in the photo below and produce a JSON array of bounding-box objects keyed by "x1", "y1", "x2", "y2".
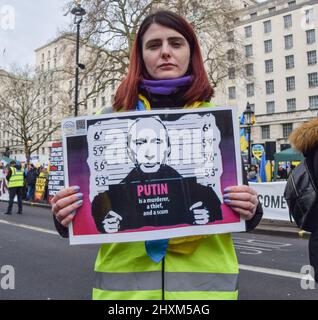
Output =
[{"x1": 161, "y1": 42, "x2": 171, "y2": 58}]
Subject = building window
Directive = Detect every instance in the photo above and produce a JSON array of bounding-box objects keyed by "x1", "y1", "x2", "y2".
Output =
[
  {"x1": 308, "y1": 72, "x2": 318, "y2": 88},
  {"x1": 41, "y1": 53, "x2": 45, "y2": 62},
  {"x1": 266, "y1": 80, "x2": 274, "y2": 94},
  {"x1": 261, "y1": 126, "x2": 270, "y2": 140},
  {"x1": 227, "y1": 49, "x2": 235, "y2": 61},
  {"x1": 245, "y1": 25, "x2": 252, "y2": 38},
  {"x1": 284, "y1": 15, "x2": 292, "y2": 29},
  {"x1": 306, "y1": 29, "x2": 316, "y2": 44},
  {"x1": 246, "y1": 83, "x2": 254, "y2": 97},
  {"x1": 285, "y1": 55, "x2": 294, "y2": 69},
  {"x1": 286, "y1": 76, "x2": 295, "y2": 91},
  {"x1": 245, "y1": 45, "x2": 253, "y2": 57},
  {"x1": 265, "y1": 59, "x2": 273, "y2": 73},
  {"x1": 268, "y1": 7, "x2": 276, "y2": 13},
  {"x1": 54, "y1": 47, "x2": 57, "y2": 56},
  {"x1": 228, "y1": 67, "x2": 235, "y2": 80},
  {"x1": 245, "y1": 63, "x2": 254, "y2": 76},
  {"x1": 250, "y1": 12, "x2": 257, "y2": 18},
  {"x1": 228, "y1": 87, "x2": 236, "y2": 100},
  {"x1": 305, "y1": 8, "x2": 314, "y2": 25},
  {"x1": 307, "y1": 50, "x2": 317, "y2": 65},
  {"x1": 227, "y1": 31, "x2": 234, "y2": 42},
  {"x1": 48, "y1": 50, "x2": 51, "y2": 59},
  {"x1": 309, "y1": 95, "x2": 318, "y2": 109},
  {"x1": 287, "y1": 98, "x2": 296, "y2": 112},
  {"x1": 93, "y1": 98, "x2": 97, "y2": 108},
  {"x1": 266, "y1": 101, "x2": 275, "y2": 114},
  {"x1": 264, "y1": 20, "x2": 271, "y2": 33},
  {"x1": 101, "y1": 96, "x2": 106, "y2": 107},
  {"x1": 282, "y1": 123, "x2": 293, "y2": 139},
  {"x1": 264, "y1": 39, "x2": 272, "y2": 53},
  {"x1": 284, "y1": 34, "x2": 293, "y2": 49},
  {"x1": 288, "y1": 1, "x2": 296, "y2": 7}
]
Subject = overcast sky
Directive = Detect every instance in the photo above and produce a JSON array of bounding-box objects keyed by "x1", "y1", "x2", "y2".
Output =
[
  {"x1": 0, "y1": 0, "x2": 70, "y2": 70},
  {"x1": 0, "y1": 0, "x2": 267, "y2": 71}
]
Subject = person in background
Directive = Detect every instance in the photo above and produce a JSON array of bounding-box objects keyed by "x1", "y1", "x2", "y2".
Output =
[
  {"x1": 26, "y1": 164, "x2": 38, "y2": 201},
  {"x1": 3, "y1": 161, "x2": 24, "y2": 215},
  {"x1": 247, "y1": 165, "x2": 258, "y2": 182},
  {"x1": 289, "y1": 118, "x2": 318, "y2": 283}
]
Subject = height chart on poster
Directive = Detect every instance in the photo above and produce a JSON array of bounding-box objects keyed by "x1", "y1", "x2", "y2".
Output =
[
  {"x1": 62, "y1": 107, "x2": 244, "y2": 245},
  {"x1": 48, "y1": 142, "x2": 64, "y2": 203}
]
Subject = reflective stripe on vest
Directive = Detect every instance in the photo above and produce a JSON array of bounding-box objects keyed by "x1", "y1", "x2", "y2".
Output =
[
  {"x1": 8, "y1": 167, "x2": 24, "y2": 188},
  {"x1": 94, "y1": 271, "x2": 238, "y2": 292}
]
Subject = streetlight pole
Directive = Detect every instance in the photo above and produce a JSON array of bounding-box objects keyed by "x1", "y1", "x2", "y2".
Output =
[
  {"x1": 243, "y1": 102, "x2": 255, "y2": 167},
  {"x1": 71, "y1": 0, "x2": 86, "y2": 117},
  {"x1": 26, "y1": 137, "x2": 32, "y2": 166}
]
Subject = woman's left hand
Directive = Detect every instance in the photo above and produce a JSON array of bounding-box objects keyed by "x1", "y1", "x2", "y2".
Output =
[{"x1": 223, "y1": 185, "x2": 259, "y2": 221}]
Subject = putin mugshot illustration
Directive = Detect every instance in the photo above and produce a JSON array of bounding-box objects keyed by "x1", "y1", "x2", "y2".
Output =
[{"x1": 91, "y1": 117, "x2": 222, "y2": 233}]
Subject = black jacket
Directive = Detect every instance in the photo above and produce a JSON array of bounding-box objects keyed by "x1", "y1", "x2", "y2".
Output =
[{"x1": 289, "y1": 118, "x2": 318, "y2": 282}]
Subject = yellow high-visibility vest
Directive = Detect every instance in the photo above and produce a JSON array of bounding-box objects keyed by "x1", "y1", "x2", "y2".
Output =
[
  {"x1": 93, "y1": 97, "x2": 238, "y2": 300},
  {"x1": 8, "y1": 167, "x2": 24, "y2": 188}
]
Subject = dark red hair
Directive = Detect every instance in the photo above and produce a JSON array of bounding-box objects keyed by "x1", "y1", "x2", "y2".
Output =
[{"x1": 113, "y1": 10, "x2": 214, "y2": 111}]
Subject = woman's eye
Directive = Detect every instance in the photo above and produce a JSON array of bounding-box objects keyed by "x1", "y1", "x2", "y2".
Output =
[{"x1": 148, "y1": 44, "x2": 160, "y2": 49}]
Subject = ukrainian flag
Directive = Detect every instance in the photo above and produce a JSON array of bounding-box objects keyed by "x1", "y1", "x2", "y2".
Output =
[
  {"x1": 259, "y1": 151, "x2": 272, "y2": 182},
  {"x1": 240, "y1": 129, "x2": 248, "y2": 152},
  {"x1": 239, "y1": 113, "x2": 248, "y2": 152}
]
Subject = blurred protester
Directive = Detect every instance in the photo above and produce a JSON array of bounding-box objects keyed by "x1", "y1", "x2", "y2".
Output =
[
  {"x1": 289, "y1": 118, "x2": 318, "y2": 283},
  {"x1": 26, "y1": 164, "x2": 38, "y2": 201},
  {"x1": 3, "y1": 161, "x2": 24, "y2": 215}
]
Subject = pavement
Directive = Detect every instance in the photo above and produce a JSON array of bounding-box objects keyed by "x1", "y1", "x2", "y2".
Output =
[{"x1": 0, "y1": 199, "x2": 310, "y2": 239}]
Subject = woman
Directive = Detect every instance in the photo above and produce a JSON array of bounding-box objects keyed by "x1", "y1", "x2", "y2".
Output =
[
  {"x1": 289, "y1": 118, "x2": 318, "y2": 283},
  {"x1": 52, "y1": 10, "x2": 262, "y2": 300}
]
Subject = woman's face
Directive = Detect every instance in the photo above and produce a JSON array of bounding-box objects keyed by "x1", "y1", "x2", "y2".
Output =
[{"x1": 142, "y1": 23, "x2": 191, "y2": 80}]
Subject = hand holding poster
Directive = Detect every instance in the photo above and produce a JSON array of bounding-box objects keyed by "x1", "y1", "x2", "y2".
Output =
[{"x1": 62, "y1": 107, "x2": 245, "y2": 245}]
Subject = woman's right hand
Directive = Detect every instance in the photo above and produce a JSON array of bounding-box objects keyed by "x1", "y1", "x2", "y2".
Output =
[{"x1": 51, "y1": 186, "x2": 83, "y2": 227}]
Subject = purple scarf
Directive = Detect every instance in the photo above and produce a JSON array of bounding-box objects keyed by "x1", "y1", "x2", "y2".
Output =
[{"x1": 139, "y1": 76, "x2": 193, "y2": 95}]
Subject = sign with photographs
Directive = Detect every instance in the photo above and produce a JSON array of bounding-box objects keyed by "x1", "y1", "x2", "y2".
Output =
[{"x1": 62, "y1": 107, "x2": 245, "y2": 245}]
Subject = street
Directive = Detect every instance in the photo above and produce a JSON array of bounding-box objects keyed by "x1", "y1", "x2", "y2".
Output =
[{"x1": 0, "y1": 202, "x2": 317, "y2": 300}]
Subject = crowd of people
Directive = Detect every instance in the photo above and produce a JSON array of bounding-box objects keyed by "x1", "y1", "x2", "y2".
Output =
[
  {"x1": 0, "y1": 161, "x2": 49, "y2": 205},
  {"x1": 246, "y1": 163, "x2": 296, "y2": 182}
]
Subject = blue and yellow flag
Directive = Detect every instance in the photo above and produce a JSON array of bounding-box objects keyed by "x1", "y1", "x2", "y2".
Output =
[{"x1": 259, "y1": 152, "x2": 272, "y2": 182}]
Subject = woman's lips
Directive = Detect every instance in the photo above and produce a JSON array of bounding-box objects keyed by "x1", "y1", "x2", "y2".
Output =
[{"x1": 158, "y1": 64, "x2": 176, "y2": 70}]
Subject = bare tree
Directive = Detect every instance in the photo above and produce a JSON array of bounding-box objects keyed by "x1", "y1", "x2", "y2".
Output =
[
  {"x1": 62, "y1": 0, "x2": 159, "y2": 109},
  {"x1": 0, "y1": 66, "x2": 64, "y2": 163},
  {"x1": 62, "y1": 0, "x2": 248, "y2": 103}
]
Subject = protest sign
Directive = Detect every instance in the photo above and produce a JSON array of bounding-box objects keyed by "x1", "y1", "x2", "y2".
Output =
[
  {"x1": 0, "y1": 169, "x2": 8, "y2": 200},
  {"x1": 250, "y1": 181, "x2": 290, "y2": 221},
  {"x1": 34, "y1": 175, "x2": 48, "y2": 202},
  {"x1": 48, "y1": 142, "x2": 64, "y2": 203},
  {"x1": 62, "y1": 107, "x2": 245, "y2": 245}
]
